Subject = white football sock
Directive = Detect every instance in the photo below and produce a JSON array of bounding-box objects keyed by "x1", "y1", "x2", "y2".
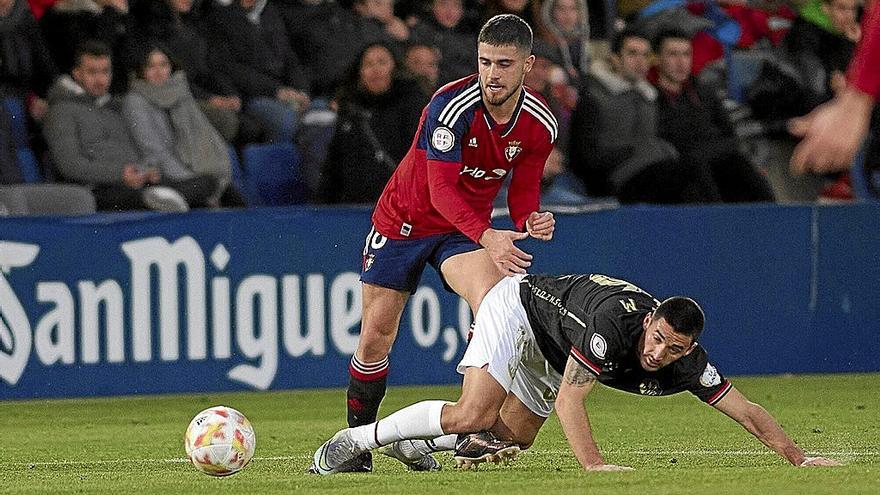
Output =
[
  {"x1": 409, "y1": 434, "x2": 457, "y2": 454},
  {"x1": 349, "y1": 400, "x2": 448, "y2": 449}
]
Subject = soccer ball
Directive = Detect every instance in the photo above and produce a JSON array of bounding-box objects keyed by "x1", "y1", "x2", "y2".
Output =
[{"x1": 184, "y1": 406, "x2": 256, "y2": 476}]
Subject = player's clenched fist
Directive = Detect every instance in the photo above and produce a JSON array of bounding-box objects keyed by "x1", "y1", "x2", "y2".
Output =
[{"x1": 526, "y1": 211, "x2": 555, "y2": 241}]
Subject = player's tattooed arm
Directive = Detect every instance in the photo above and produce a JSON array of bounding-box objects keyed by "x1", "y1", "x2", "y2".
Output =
[
  {"x1": 557, "y1": 355, "x2": 631, "y2": 471},
  {"x1": 563, "y1": 359, "x2": 597, "y2": 387}
]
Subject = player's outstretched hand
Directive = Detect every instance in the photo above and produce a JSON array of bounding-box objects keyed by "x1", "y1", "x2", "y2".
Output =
[
  {"x1": 526, "y1": 211, "x2": 555, "y2": 241},
  {"x1": 789, "y1": 87, "x2": 873, "y2": 176},
  {"x1": 479, "y1": 228, "x2": 532, "y2": 276},
  {"x1": 584, "y1": 464, "x2": 634, "y2": 472},
  {"x1": 799, "y1": 457, "x2": 842, "y2": 467}
]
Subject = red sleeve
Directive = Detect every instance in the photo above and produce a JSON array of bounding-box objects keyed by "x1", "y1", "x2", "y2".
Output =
[
  {"x1": 847, "y1": 2, "x2": 880, "y2": 99},
  {"x1": 427, "y1": 159, "x2": 491, "y2": 243},
  {"x1": 507, "y1": 143, "x2": 550, "y2": 231}
]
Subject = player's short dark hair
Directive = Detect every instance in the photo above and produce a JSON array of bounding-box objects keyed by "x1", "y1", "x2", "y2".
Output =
[
  {"x1": 478, "y1": 14, "x2": 533, "y2": 54},
  {"x1": 611, "y1": 27, "x2": 649, "y2": 55},
  {"x1": 74, "y1": 40, "x2": 112, "y2": 68},
  {"x1": 652, "y1": 28, "x2": 691, "y2": 54},
  {"x1": 653, "y1": 296, "x2": 704, "y2": 341}
]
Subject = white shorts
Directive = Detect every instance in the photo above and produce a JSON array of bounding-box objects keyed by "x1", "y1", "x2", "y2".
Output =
[{"x1": 457, "y1": 275, "x2": 562, "y2": 418}]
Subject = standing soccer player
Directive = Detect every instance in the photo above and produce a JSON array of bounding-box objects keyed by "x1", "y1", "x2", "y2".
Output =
[{"x1": 342, "y1": 14, "x2": 558, "y2": 472}]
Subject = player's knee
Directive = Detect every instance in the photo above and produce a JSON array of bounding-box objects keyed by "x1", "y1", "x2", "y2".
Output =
[
  {"x1": 358, "y1": 317, "x2": 399, "y2": 342},
  {"x1": 469, "y1": 276, "x2": 502, "y2": 310}
]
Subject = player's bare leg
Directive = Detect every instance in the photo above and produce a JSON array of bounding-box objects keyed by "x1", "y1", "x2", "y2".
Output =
[
  {"x1": 441, "y1": 367, "x2": 522, "y2": 469},
  {"x1": 343, "y1": 283, "x2": 409, "y2": 472},
  {"x1": 313, "y1": 366, "x2": 514, "y2": 475},
  {"x1": 399, "y1": 390, "x2": 545, "y2": 469},
  {"x1": 440, "y1": 249, "x2": 504, "y2": 313},
  {"x1": 491, "y1": 392, "x2": 547, "y2": 449}
]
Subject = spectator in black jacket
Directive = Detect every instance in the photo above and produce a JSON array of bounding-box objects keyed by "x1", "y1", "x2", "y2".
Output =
[
  {"x1": 569, "y1": 29, "x2": 717, "y2": 203},
  {"x1": 653, "y1": 29, "x2": 775, "y2": 203},
  {"x1": 276, "y1": 0, "x2": 389, "y2": 98},
  {"x1": 203, "y1": 0, "x2": 310, "y2": 142},
  {"x1": 40, "y1": 0, "x2": 134, "y2": 94},
  {"x1": 403, "y1": 42, "x2": 440, "y2": 97},
  {"x1": 318, "y1": 43, "x2": 427, "y2": 203},
  {"x1": 783, "y1": 0, "x2": 860, "y2": 111},
  {"x1": 410, "y1": 0, "x2": 477, "y2": 84},
  {"x1": 0, "y1": 0, "x2": 57, "y2": 125}
]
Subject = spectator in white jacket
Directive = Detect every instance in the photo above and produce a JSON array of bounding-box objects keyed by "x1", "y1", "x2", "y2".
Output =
[{"x1": 122, "y1": 43, "x2": 244, "y2": 206}]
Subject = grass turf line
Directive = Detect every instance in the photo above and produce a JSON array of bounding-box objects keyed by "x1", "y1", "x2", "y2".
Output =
[{"x1": 0, "y1": 373, "x2": 878, "y2": 494}]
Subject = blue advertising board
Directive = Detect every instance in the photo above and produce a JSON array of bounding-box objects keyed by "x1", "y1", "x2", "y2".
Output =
[{"x1": 0, "y1": 203, "x2": 878, "y2": 400}]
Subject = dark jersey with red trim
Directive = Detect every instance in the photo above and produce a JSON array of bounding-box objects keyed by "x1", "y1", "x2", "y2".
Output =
[
  {"x1": 371, "y1": 74, "x2": 557, "y2": 243},
  {"x1": 519, "y1": 274, "x2": 732, "y2": 405}
]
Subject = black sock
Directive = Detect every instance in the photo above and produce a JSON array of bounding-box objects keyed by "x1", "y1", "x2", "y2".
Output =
[{"x1": 347, "y1": 356, "x2": 389, "y2": 427}]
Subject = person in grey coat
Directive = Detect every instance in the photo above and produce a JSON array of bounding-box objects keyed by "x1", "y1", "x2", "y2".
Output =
[
  {"x1": 43, "y1": 41, "x2": 216, "y2": 211},
  {"x1": 569, "y1": 28, "x2": 714, "y2": 203},
  {"x1": 122, "y1": 44, "x2": 244, "y2": 207}
]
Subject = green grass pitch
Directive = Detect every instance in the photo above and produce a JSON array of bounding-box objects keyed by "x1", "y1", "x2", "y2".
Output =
[{"x1": 2, "y1": 373, "x2": 878, "y2": 494}]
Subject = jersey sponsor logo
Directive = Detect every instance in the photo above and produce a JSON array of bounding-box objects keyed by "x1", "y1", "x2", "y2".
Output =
[
  {"x1": 431, "y1": 126, "x2": 455, "y2": 152},
  {"x1": 699, "y1": 362, "x2": 722, "y2": 388},
  {"x1": 460, "y1": 165, "x2": 507, "y2": 180},
  {"x1": 590, "y1": 333, "x2": 607, "y2": 359},
  {"x1": 400, "y1": 223, "x2": 412, "y2": 237},
  {"x1": 504, "y1": 141, "x2": 522, "y2": 162},
  {"x1": 639, "y1": 379, "x2": 662, "y2": 396},
  {"x1": 468, "y1": 137, "x2": 478, "y2": 147}
]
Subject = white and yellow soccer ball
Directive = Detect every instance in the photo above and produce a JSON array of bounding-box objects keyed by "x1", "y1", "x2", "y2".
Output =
[{"x1": 184, "y1": 406, "x2": 256, "y2": 476}]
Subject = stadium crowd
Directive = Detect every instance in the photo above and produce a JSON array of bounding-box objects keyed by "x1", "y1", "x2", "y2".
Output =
[{"x1": 0, "y1": 0, "x2": 876, "y2": 214}]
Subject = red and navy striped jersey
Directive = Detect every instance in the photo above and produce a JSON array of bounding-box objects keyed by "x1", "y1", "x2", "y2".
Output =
[
  {"x1": 519, "y1": 274, "x2": 733, "y2": 406},
  {"x1": 371, "y1": 74, "x2": 557, "y2": 242}
]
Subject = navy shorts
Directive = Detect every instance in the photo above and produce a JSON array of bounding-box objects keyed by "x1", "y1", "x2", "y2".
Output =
[{"x1": 360, "y1": 225, "x2": 482, "y2": 293}]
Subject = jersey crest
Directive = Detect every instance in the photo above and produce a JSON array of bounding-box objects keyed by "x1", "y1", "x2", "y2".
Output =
[{"x1": 504, "y1": 141, "x2": 522, "y2": 162}]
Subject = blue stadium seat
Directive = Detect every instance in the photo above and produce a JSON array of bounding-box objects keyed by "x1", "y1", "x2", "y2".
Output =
[
  {"x1": 228, "y1": 146, "x2": 263, "y2": 207},
  {"x1": 4, "y1": 97, "x2": 29, "y2": 148},
  {"x1": 241, "y1": 142, "x2": 307, "y2": 205},
  {"x1": 16, "y1": 147, "x2": 43, "y2": 183}
]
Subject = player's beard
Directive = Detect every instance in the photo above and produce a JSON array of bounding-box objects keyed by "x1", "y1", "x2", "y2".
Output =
[
  {"x1": 483, "y1": 84, "x2": 516, "y2": 107},
  {"x1": 482, "y1": 74, "x2": 523, "y2": 108}
]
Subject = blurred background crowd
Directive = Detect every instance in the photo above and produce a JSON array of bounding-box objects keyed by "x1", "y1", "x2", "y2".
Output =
[{"x1": 0, "y1": 0, "x2": 876, "y2": 215}]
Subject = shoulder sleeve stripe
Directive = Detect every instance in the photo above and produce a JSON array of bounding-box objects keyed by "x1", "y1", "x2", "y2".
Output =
[
  {"x1": 438, "y1": 84, "x2": 479, "y2": 125},
  {"x1": 570, "y1": 347, "x2": 602, "y2": 376},
  {"x1": 441, "y1": 92, "x2": 480, "y2": 128},
  {"x1": 707, "y1": 380, "x2": 732, "y2": 406},
  {"x1": 524, "y1": 92, "x2": 558, "y2": 127},
  {"x1": 565, "y1": 311, "x2": 587, "y2": 328},
  {"x1": 523, "y1": 100, "x2": 558, "y2": 143}
]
